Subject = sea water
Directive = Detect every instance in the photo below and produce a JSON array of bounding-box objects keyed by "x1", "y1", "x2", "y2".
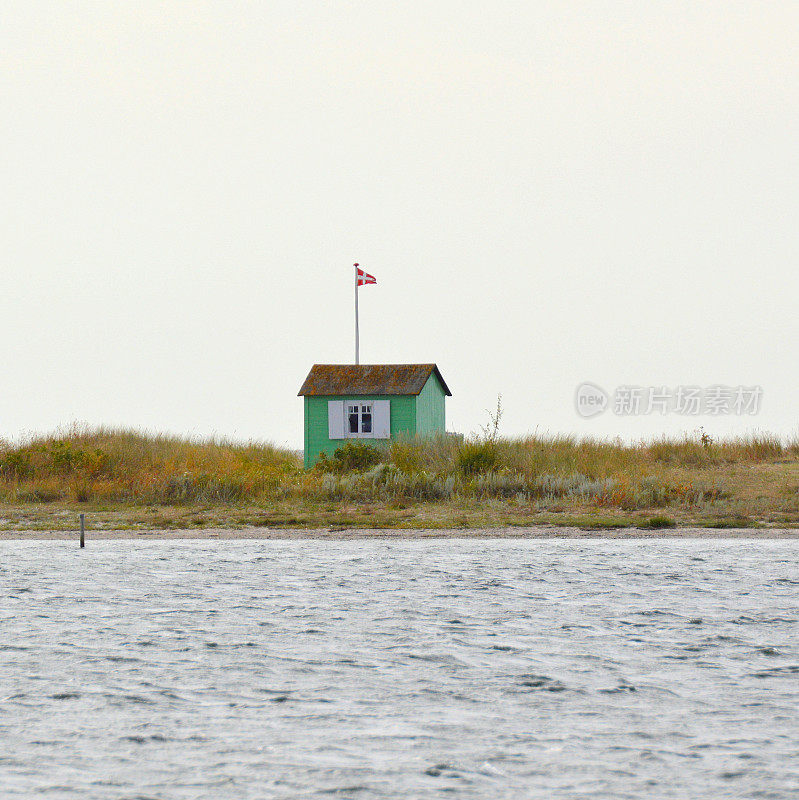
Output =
[{"x1": 1, "y1": 538, "x2": 797, "y2": 799}]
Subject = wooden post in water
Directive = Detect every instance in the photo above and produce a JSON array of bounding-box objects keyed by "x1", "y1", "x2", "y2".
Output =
[{"x1": 79, "y1": 513, "x2": 85, "y2": 548}]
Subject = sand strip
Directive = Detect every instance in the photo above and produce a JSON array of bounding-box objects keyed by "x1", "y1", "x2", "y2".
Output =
[{"x1": 1, "y1": 527, "x2": 797, "y2": 540}]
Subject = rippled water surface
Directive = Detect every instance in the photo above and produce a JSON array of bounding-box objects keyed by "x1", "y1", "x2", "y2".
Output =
[{"x1": 1, "y1": 538, "x2": 798, "y2": 799}]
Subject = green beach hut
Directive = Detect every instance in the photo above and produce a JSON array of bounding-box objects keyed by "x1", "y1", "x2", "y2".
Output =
[{"x1": 298, "y1": 363, "x2": 452, "y2": 468}]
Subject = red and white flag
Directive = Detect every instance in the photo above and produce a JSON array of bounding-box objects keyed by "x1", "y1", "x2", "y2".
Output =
[
  {"x1": 355, "y1": 263, "x2": 376, "y2": 287},
  {"x1": 353, "y1": 263, "x2": 375, "y2": 364}
]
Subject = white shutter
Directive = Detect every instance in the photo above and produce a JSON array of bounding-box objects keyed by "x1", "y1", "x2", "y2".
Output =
[
  {"x1": 328, "y1": 400, "x2": 345, "y2": 439},
  {"x1": 373, "y1": 400, "x2": 390, "y2": 439}
]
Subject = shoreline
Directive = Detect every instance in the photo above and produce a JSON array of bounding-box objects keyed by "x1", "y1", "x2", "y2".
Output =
[{"x1": 2, "y1": 526, "x2": 798, "y2": 541}]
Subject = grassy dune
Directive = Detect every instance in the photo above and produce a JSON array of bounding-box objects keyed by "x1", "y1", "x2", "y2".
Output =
[{"x1": 1, "y1": 426, "x2": 798, "y2": 531}]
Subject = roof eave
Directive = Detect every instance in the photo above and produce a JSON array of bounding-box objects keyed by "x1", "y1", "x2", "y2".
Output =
[{"x1": 430, "y1": 365, "x2": 452, "y2": 397}]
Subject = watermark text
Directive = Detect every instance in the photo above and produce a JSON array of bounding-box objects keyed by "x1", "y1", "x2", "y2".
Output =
[{"x1": 575, "y1": 383, "x2": 762, "y2": 418}]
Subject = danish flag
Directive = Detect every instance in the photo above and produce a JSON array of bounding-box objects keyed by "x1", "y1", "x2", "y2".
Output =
[{"x1": 355, "y1": 263, "x2": 376, "y2": 286}]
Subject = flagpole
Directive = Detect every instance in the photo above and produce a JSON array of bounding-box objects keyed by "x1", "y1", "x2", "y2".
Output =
[{"x1": 354, "y1": 262, "x2": 359, "y2": 365}]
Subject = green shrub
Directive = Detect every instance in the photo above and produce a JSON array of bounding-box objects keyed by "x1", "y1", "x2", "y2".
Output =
[
  {"x1": 15, "y1": 487, "x2": 62, "y2": 503},
  {"x1": 0, "y1": 451, "x2": 32, "y2": 479},
  {"x1": 642, "y1": 515, "x2": 677, "y2": 529},
  {"x1": 457, "y1": 440, "x2": 500, "y2": 474},
  {"x1": 388, "y1": 438, "x2": 424, "y2": 473},
  {"x1": 317, "y1": 442, "x2": 383, "y2": 473},
  {"x1": 47, "y1": 440, "x2": 77, "y2": 474}
]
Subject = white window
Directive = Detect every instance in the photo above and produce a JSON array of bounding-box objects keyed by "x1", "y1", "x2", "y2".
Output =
[
  {"x1": 328, "y1": 400, "x2": 390, "y2": 440},
  {"x1": 347, "y1": 403, "x2": 373, "y2": 436}
]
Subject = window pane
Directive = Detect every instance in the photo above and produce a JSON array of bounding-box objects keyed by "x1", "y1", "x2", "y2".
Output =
[
  {"x1": 348, "y1": 413, "x2": 359, "y2": 434},
  {"x1": 361, "y1": 413, "x2": 372, "y2": 433}
]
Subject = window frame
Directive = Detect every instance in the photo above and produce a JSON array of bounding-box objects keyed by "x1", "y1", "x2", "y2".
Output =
[{"x1": 344, "y1": 401, "x2": 375, "y2": 438}]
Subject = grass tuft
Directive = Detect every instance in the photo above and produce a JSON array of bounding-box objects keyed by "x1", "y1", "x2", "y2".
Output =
[{"x1": 641, "y1": 515, "x2": 678, "y2": 529}]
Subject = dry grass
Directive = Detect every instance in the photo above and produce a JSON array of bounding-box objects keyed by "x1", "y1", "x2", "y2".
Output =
[
  {"x1": 1, "y1": 426, "x2": 797, "y2": 529},
  {"x1": 0, "y1": 426, "x2": 298, "y2": 505}
]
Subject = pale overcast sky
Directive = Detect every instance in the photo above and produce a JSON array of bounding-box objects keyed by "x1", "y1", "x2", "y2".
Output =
[{"x1": 2, "y1": 1, "x2": 797, "y2": 448}]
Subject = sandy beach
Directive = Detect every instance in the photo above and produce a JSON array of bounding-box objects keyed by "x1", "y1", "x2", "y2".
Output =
[{"x1": 2, "y1": 526, "x2": 798, "y2": 541}]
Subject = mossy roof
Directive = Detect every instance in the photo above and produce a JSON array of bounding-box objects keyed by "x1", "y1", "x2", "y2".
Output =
[{"x1": 298, "y1": 364, "x2": 451, "y2": 397}]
